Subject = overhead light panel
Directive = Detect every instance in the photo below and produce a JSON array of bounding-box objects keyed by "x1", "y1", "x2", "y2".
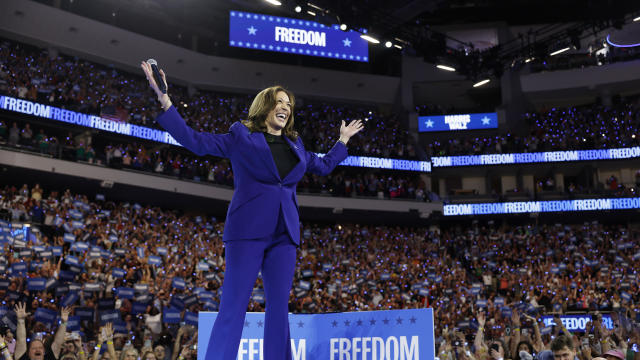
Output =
[
  {"x1": 473, "y1": 79, "x2": 490, "y2": 87},
  {"x1": 524, "y1": 57, "x2": 534, "y2": 63},
  {"x1": 307, "y1": 10, "x2": 316, "y2": 16},
  {"x1": 634, "y1": 16, "x2": 640, "y2": 22},
  {"x1": 361, "y1": 34, "x2": 380, "y2": 44},
  {"x1": 307, "y1": 2, "x2": 324, "y2": 11},
  {"x1": 263, "y1": 0, "x2": 281, "y2": 5},
  {"x1": 550, "y1": 47, "x2": 570, "y2": 56},
  {"x1": 436, "y1": 64, "x2": 456, "y2": 72},
  {"x1": 394, "y1": 44, "x2": 403, "y2": 49}
]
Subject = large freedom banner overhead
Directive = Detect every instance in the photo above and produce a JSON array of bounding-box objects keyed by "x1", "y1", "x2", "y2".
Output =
[
  {"x1": 229, "y1": 10, "x2": 369, "y2": 62},
  {"x1": 198, "y1": 309, "x2": 435, "y2": 360}
]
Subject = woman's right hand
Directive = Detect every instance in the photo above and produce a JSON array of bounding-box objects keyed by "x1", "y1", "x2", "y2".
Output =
[{"x1": 140, "y1": 61, "x2": 171, "y2": 109}]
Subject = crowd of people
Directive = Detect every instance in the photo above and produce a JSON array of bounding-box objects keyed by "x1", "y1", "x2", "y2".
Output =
[
  {"x1": 4, "y1": 37, "x2": 640, "y2": 166},
  {"x1": 0, "y1": 38, "x2": 414, "y2": 160},
  {"x1": 0, "y1": 184, "x2": 638, "y2": 359},
  {"x1": 0, "y1": 119, "x2": 430, "y2": 202}
]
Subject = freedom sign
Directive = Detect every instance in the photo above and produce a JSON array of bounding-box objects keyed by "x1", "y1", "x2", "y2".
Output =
[
  {"x1": 198, "y1": 308, "x2": 434, "y2": 360},
  {"x1": 229, "y1": 10, "x2": 368, "y2": 62}
]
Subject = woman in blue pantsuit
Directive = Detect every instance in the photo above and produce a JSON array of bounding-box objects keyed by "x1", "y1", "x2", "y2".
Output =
[{"x1": 141, "y1": 62, "x2": 364, "y2": 360}]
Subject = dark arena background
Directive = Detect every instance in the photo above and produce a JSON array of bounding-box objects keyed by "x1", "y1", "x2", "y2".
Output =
[{"x1": 1, "y1": 0, "x2": 640, "y2": 359}]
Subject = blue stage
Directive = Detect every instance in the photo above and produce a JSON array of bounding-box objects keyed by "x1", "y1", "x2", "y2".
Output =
[{"x1": 198, "y1": 308, "x2": 434, "y2": 360}]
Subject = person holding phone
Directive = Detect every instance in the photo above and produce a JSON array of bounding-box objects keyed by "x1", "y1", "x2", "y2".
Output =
[{"x1": 141, "y1": 61, "x2": 363, "y2": 360}]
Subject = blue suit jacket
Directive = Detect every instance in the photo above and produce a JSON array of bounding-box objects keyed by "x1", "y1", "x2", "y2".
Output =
[{"x1": 155, "y1": 106, "x2": 348, "y2": 244}]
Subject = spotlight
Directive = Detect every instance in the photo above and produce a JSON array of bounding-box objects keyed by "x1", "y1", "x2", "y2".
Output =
[
  {"x1": 360, "y1": 34, "x2": 380, "y2": 44},
  {"x1": 473, "y1": 79, "x2": 490, "y2": 87},
  {"x1": 436, "y1": 64, "x2": 456, "y2": 72},
  {"x1": 263, "y1": 0, "x2": 281, "y2": 5},
  {"x1": 295, "y1": 5, "x2": 302, "y2": 12},
  {"x1": 524, "y1": 58, "x2": 534, "y2": 63},
  {"x1": 340, "y1": 24, "x2": 347, "y2": 31},
  {"x1": 385, "y1": 41, "x2": 392, "y2": 48},
  {"x1": 550, "y1": 47, "x2": 570, "y2": 56}
]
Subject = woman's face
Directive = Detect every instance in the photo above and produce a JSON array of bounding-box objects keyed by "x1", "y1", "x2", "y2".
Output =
[
  {"x1": 265, "y1": 91, "x2": 291, "y2": 134},
  {"x1": 518, "y1": 343, "x2": 531, "y2": 353}
]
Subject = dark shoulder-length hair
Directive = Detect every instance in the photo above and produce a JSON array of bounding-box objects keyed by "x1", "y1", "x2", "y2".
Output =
[{"x1": 241, "y1": 85, "x2": 299, "y2": 141}]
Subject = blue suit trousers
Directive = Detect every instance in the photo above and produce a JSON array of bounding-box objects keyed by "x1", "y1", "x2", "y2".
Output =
[{"x1": 205, "y1": 211, "x2": 297, "y2": 360}]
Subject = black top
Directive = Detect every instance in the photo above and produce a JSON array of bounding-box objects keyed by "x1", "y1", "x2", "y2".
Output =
[{"x1": 263, "y1": 132, "x2": 299, "y2": 179}]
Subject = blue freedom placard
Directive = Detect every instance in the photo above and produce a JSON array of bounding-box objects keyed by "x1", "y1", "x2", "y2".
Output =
[
  {"x1": 198, "y1": 309, "x2": 434, "y2": 360},
  {"x1": 418, "y1": 113, "x2": 498, "y2": 132},
  {"x1": 541, "y1": 314, "x2": 613, "y2": 333},
  {"x1": 229, "y1": 11, "x2": 368, "y2": 62}
]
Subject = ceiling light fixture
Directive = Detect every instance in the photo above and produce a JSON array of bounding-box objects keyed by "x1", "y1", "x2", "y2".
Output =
[
  {"x1": 360, "y1": 34, "x2": 380, "y2": 44},
  {"x1": 473, "y1": 79, "x2": 490, "y2": 87},
  {"x1": 436, "y1": 64, "x2": 456, "y2": 72},
  {"x1": 550, "y1": 47, "x2": 570, "y2": 56}
]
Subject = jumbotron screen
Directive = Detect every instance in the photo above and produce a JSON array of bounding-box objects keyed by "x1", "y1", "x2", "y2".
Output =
[{"x1": 229, "y1": 10, "x2": 369, "y2": 62}]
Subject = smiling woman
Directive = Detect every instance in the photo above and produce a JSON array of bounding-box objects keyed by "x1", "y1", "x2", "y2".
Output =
[
  {"x1": 241, "y1": 86, "x2": 298, "y2": 140},
  {"x1": 140, "y1": 61, "x2": 363, "y2": 360}
]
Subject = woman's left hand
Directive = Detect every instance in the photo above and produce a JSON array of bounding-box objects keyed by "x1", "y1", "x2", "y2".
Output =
[{"x1": 339, "y1": 119, "x2": 365, "y2": 145}]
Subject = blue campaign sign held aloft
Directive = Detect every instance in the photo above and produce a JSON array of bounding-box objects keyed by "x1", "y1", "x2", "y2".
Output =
[
  {"x1": 418, "y1": 113, "x2": 498, "y2": 132},
  {"x1": 229, "y1": 11, "x2": 368, "y2": 62},
  {"x1": 198, "y1": 309, "x2": 434, "y2": 360}
]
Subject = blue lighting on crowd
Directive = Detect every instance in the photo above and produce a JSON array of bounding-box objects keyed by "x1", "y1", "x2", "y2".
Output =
[{"x1": 0, "y1": 95, "x2": 430, "y2": 172}]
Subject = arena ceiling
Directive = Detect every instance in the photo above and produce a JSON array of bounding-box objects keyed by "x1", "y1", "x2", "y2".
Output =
[{"x1": 30, "y1": 0, "x2": 640, "y2": 79}]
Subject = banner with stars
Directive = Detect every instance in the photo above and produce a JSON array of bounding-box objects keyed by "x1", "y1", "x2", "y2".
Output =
[
  {"x1": 418, "y1": 112, "x2": 498, "y2": 132},
  {"x1": 229, "y1": 10, "x2": 369, "y2": 62},
  {"x1": 198, "y1": 308, "x2": 434, "y2": 360}
]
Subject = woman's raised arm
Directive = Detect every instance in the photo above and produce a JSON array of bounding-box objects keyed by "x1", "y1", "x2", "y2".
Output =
[{"x1": 140, "y1": 61, "x2": 235, "y2": 158}]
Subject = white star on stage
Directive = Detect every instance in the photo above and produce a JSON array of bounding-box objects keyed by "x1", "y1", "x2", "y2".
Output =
[
  {"x1": 248, "y1": 26, "x2": 257, "y2": 35},
  {"x1": 481, "y1": 116, "x2": 491, "y2": 125},
  {"x1": 425, "y1": 119, "x2": 434, "y2": 128},
  {"x1": 343, "y1": 38, "x2": 352, "y2": 47}
]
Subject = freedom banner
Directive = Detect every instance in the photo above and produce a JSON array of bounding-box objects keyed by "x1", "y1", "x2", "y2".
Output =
[
  {"x1": 198, "y1": 308, "x2": 434, "y2": 360},
  {"x1": 229, "y1": 10, "x2": 368, "y2": 62}
]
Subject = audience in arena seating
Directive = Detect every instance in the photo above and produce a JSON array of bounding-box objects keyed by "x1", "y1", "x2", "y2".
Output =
[
  {"x1": 0, "y1": 184, "x2": 639, "y2": 359},
  {"x1": 0, "y1": 38, "x2": 414, "y2": 160},
  {"x1": 4, "y1": 36, "x2": 640, "y2": 170},
  {"x1": 420, "y1": 99, "x2": 640, "y2": 157},
  {"x1": 0, "y1": 120, "x2": 429, "y2": 201}
]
